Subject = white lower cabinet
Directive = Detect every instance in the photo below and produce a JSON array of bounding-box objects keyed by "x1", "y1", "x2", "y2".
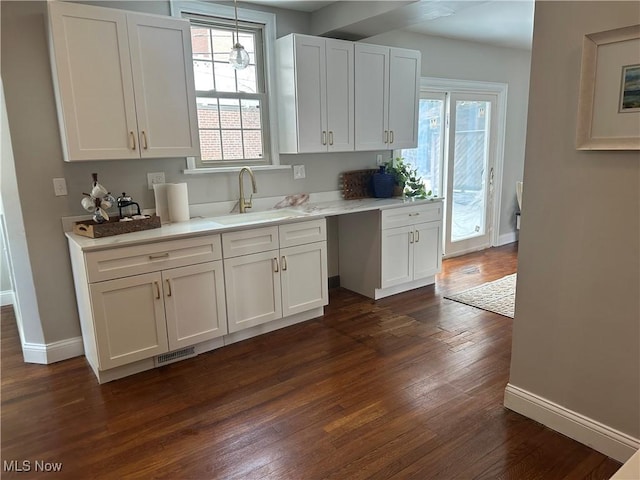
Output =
[
  {"x1": 339, "y1": 201, "x2": 443, "y2": 299},
  {"x1": 223, "y1": 220, "x2": 328, "y2": 333}
]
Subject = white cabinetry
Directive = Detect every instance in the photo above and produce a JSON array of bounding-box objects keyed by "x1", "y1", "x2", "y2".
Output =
[
  {"x1": 354, "y1": 44, "x2": 420, "y2": 151},
  {"x1": 339, "y1": 202, "x2": 442, "y2": 299},
  {"x1": 223, "y1": 220, "x2": 328, "y2": 333},
  {"x1": 276, "y1": 34, "x2": 354, "y2": 153},
  {"x1": 69, "y1": 235, "x2": 226, "y2": 378},
  {"x1": 48, "y1": 1, "x2": 199, "y2": 161}
]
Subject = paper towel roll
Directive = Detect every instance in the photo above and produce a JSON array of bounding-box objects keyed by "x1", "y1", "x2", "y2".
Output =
[
  {"x1": 153, "y1": 183, "x2": 170, "y2": 224},
  {"x1": 167, "y1": 183, "x2": 190, "y2": 222}
]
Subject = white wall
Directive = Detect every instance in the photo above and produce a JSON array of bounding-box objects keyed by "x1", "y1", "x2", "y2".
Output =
[
  {"x1": 364, "y1": 30, "x2": 532, "y2": 240},
  {"x1": 0, "y1": 0, "x2": 532, "y2": 354},
  {"x1": 509, "y1": 0, "x2": 639, "y2": 448}
]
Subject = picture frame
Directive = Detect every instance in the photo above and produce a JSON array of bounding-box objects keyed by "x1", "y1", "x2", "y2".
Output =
[{"x1": 576, "y1": 24, "x2": 640, "y2": 150}]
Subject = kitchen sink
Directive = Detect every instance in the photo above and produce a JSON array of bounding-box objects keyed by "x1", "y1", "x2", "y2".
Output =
[{"x1": 210, "y1": 208, "x2": 302, "y2": 226}]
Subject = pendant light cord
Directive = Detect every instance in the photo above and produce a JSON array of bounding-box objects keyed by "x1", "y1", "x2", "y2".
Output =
[{"x1": 233, "y1": 0, "x2": 240, "y2": 46}]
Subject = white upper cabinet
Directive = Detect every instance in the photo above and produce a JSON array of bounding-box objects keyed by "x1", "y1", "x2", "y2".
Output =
[
  {"x1": 354, "y1": 44, "x2": 420, "y2": 151},
  {"x1": 276, "y1": 34, "x2": 354, "y2": 153},
  {"x1": 48, "y1": 2, "x2": 199, "y2": 161}
]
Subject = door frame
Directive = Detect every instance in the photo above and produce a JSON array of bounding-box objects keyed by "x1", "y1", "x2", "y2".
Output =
[{"x1": 419, "y1": 77, "x2": 508, "y2": 253}]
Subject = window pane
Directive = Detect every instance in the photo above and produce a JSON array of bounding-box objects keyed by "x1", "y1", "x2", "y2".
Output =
[
  {"x1": 214, "y1": 61, "x2": 237, "y2": 92},
  {"x1": 401, "y1": 98, "x2": 444, "y2": 196},
  {"x1": 200, "y1": 130, "x2": 222, "y2": 161},
  {"x1": 191, "y1": 27, "x2": 211, "y2": 60},
  {"x1": 238, "y1": 32, "x2": 255, "y2": 56},
  {"x1": 236, "y1": 65, "x2": 257, "y2": 93},
  {"x1": 211, "y1": 29, "x2": 233, "y2": 55},
  {"x1": 243, "y1": 130, "x2": 263, "y2": 158},
  {"x1": 219, "y1": 98, "x2": 241, "y2": 128},
  {"x1": 196, "y1": 98, "x2": 219, "y2": 128},
  {"x1": 221, "y1": 130, "x2": 243, "y2": 160},
  {"x1": 193, "y1": 60, "x2": 214, "y2": 91},
  {"x1": 241, "y1": 99, "x2": 261, "y2": 128}
]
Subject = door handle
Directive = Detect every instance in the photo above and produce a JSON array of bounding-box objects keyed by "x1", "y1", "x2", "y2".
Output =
[
  {"x1": 273, "y1": 257, "x2": 279, "y2": 273},
  {"x1": 129, "y1": 131, "x2": 136, "y2": 150},
  {"x1": 328, "y1": 131, "x2": 334, "y2": 145},
  {"x1": 384, "y1": 130, "x2": 389, "y2": 143},
  {"x1": 415, "y1": 230, "x2": 420, "y2": 243},
  {"x1": 389, "y1": 130, "x2": 394, "y2": 144},
  {"x1": 141, "y1": 130, "x2": 149, "y2": 150},
  {"x1": 322, "y1": 131, "x2": 327, "y2": 146},
  {"x1": 281, "y1": 256, "x2": 287, "y2": 271},
  {"x1": 154, "y1": 281, "x2": 160, "y2": 300},
  {"x1": 165, "y1": 278, "x2": 172, "y2": 297},
  {"x1": 409, "y1": 231, "x2": 414, "y2": 244}
]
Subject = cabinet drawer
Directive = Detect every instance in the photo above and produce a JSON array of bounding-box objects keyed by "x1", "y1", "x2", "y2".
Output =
[
  {"x1": 85, "y1": 235, "x2": 222, "y2": 283},
  {"x1": 222, "y1": 226, "x2": 279, "y2": 258},
  {"x1": 381, "y1": 203, "x2": 442, "y2": 230},
  {"x1": 279, "y1": 219, "x2": 326, "y2": 248}
]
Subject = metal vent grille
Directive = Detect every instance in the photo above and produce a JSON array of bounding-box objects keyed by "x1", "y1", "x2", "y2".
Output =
[{"x1": 155, "y1": 347, "x2": 196, "y2": 367}]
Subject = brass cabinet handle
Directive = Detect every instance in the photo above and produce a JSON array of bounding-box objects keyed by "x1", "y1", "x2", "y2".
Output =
[
  {"x1": 390, "y1": 130, "x2": 394, "y2": 144},
  {"x1": 384, "y1": 130, "x2": 389, "y2": 143},
  {"x1": 154, "y1": 281, "x2": 160, "y2": 300},
  {"x1": 149, "y1": 252, "x2": 169, "y2": 260},
  {"x1": 409, "y1": 231, "x2": 414, "y2": 244},
  {"x1": 415, "y1": 230, "x2": 420, "y2": 243},
  {"x1": 281, "y1": 256, "x2": 287, "y2": 271},
  {"x1": 273, "y1": 257, "x2": 279, "y2": 273},
  {"x1": 409, "y1": 212, "x2": 420, "y2": 217},
  {"x1": 129, "y1": 131, "x2": 136, "y2": 150},
  {"x1": 328, "y1": 131, "x2": 334, "y2": 145},
  {"x1": 322, "y1": 131, "x2": 327, "y2": 146},
  {"x1": 165, "y1": 278, "x2": 172, "y2": 297},
  {"x1": 141, "y1": 130, "x2": 148, "y2": 150}
]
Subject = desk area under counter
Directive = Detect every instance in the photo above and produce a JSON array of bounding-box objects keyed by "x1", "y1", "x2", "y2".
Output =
[{"x1": 65, "y1": 195, "x2": 443, "y2": 382}]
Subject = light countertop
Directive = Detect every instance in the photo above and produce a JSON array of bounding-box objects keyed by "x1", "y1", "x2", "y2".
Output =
[{"x1": 66, "y1": 195, "x2": 443, "y2": 252}]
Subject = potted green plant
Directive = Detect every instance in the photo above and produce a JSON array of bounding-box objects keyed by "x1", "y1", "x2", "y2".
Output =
[{"x1": 384, "y1": 157, "x2": 432, "y2": 199}]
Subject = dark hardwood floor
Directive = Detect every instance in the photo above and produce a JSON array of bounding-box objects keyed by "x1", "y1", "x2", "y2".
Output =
[{"x1": 1, "y1": 243, "x2": 622, "y2": 479}]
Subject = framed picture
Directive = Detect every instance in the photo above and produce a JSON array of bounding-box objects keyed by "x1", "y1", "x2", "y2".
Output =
[{"x1": 576, "y1": 24, "x2": 640, "y2": 150}]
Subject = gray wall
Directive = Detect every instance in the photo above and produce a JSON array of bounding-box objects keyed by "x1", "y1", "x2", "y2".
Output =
[
  {"x1": 509, "y1": 1, "x2": 639, "y2": 439},
  {"x1": 364, "y1": 30, "x2": 532, "y2": 238},
  {"x1": 1, "y1": 0, "x2": 531, "y2": 347}
]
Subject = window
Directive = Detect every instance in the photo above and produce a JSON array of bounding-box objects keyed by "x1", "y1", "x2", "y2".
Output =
[
  {"x1": 399, "y1": 92, "x2": 446, "y2": 197},
  {"x1": 172, "y1": 2, "x2": 278, "y2": 171}
]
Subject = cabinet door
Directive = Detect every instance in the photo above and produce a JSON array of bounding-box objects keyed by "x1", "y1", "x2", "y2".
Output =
[
  {"x1": 90, "y1": 272, "x2": 168, "y2": 370},
  {"x1": 163, "y1": 261, "x2": 227, "y2": 351},
  {"x1": 294, "y1": 35, "x2": 327, "y2": 152},
  {"x1": 354, "y1": 44, "x2": 389, "y2": 151},
  {"x1": 48, "y1": 1, "x2": 139, "y2": 161},
  {"x1": 224, "y1": 251, "x2": 282, "y2": 333},
  {"x1": 326, "y1": 39, "x2": 354, "y2": 152},
  {"x1": 127, "y1": 14, "x2": 200, "y2": 158},
  {"x1": 413, "y1": 222, "x2": 442, "y2": 281},
  {"x1": 381, "y1": 226, "x2": 413, "y2": 289},
  {"x1": 388, "y1": 48, "x2": 421, "y2": 149},
  {"x1": 281, "y1": 242, "x2": 328, "y2": 317}
]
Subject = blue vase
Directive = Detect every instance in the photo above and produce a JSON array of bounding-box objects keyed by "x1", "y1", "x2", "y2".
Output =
[{"x1": 372, "y1": 166, "x2": 395, "y2": 198}]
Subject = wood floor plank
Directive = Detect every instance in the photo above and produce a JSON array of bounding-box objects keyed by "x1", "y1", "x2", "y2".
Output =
[{"x1": 1, "y1": 243, "x2": 623, "y2": 479}]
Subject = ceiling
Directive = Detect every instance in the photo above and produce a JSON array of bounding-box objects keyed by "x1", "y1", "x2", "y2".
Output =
[{"x1": 244, "y1": 0, "x2": 534, "y2": 50}]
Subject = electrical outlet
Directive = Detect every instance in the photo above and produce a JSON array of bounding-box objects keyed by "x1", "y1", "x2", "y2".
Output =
[
  {"x1": 376, "y1": 154, "x2": 384, "y2": 166},
  {"x1": 293, "y1": 165, "x2": 306, "y2": 180},
  {"x1": 147, "y1": 172, "x2": 165, "y2": 190},
  {"x1": 53, "y1": 177, "x2": 68, "y2": 196}
]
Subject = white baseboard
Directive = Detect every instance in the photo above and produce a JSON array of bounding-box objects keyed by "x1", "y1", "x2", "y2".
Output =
[
  {"x1": 497, "y1": 231, "x2": 518, "y2": 246},
  {"x1": 22, "y1": 337, "x2": 84, "y2": 365},
  {"x1": 0, "y1": 290, "x2": 14, "y2": 306},
  {"x1": 504, "y1": 383, "x2": 639, "y2": 463}
]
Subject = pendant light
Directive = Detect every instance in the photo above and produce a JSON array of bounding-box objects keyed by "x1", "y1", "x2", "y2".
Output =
[{"x1": 229, "y1": 0, "x2": 250, "y2": 70}]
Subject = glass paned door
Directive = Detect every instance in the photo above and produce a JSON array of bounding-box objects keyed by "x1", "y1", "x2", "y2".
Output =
[{"x1": 445, "y1": 93, "x2": 497, "y2": 256}]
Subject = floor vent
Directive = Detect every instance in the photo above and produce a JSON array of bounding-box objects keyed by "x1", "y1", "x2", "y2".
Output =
[{"x1": 155, "y1": 347, "x2": 196, "y2": 367}]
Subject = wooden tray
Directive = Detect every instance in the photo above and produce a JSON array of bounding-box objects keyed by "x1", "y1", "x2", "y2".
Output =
[
  {"x1": 73, "y1": 215, "x2": 161, "y2": 238},
  {"x1": 340, "y1": 169, "x2": 378, "y2": 199}
]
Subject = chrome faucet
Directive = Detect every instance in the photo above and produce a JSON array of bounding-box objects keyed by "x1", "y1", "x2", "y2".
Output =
[{"x1": 238, "y1": 167, "x2": 257, "y2": 213}]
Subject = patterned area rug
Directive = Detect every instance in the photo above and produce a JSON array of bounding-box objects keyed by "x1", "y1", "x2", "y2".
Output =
[{"x1": 444, "y1": 273, "x2": 517, "y2": 318}]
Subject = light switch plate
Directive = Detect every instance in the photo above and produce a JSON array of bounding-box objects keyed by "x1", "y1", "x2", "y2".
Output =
[
  {"x1": 53, "y1": 177, "x2": 68, "y2": 196},
  {"x1": 147, "y1": 172, "x2": 165, "y2": 190},
  {"x1": 293, "y1": 165, "x2": 306, "y2": 180}
]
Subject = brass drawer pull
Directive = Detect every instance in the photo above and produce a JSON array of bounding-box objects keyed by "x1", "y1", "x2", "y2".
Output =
[
  {"x1": 409, "y1": 213, "x2": 420, "y2": 217},
  {"x1": 281, "y1": 256, "x2": 287, "y2": 271},
  {"x1": 149, "y1": 253, "x2": 170, "y2": 260},
  {"x1": 165, "y1": 279, "x2": 172, "y2": 297},
  {"x1": 154, "y1": 281, "x2": 160, "y2": 300},
  {"x1": 273, "y1": 257, "x2": 279, "y2": 273},
  {"x1": 141, "y1": 130, "x2": 149, "y2": 150},
  {"x1": 129, "y1": 131, "x2": 136, "y2": 150}
]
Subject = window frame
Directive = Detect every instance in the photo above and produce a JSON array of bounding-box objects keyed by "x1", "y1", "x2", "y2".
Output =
[{"x1": 171, "y1": 1, "x2": 282, "y2": 172}]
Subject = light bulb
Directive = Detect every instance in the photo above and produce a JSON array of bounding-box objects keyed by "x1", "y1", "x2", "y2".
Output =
[{"x1": 229, "y1": 43, "x2": 250, "y2": 70}]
